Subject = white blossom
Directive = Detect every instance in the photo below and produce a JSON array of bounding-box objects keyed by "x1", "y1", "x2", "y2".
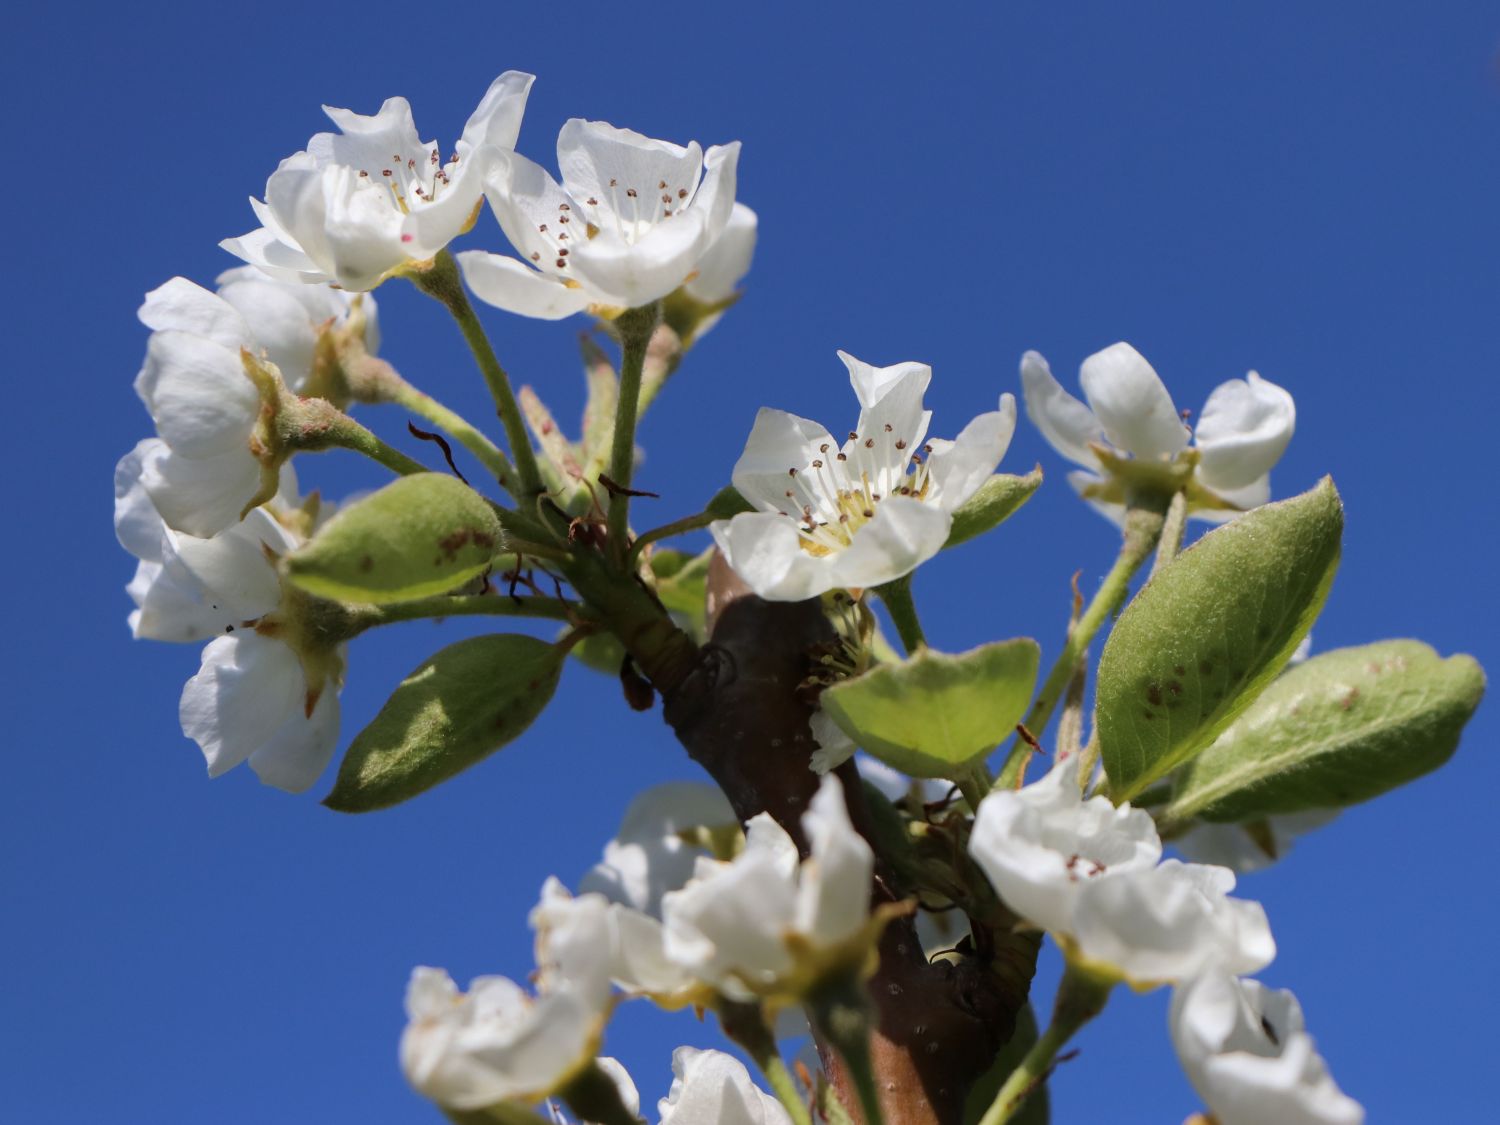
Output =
[
  {"x1": 969, "y1": 755, "x2": 1161, "y2": 936},
  {"x1": 223, "y1": 73, "x2": 534, "y2": 291},
  {"x1": 711, "y1": 352, "x2": 1016, "y2": 600},
  {"x1": 684, "y1": 202, "x2": 757, "y2": 304},
  {"x1": 1171, "y1": 967, "x2": 1364, "y2": 1125},
  {"x1": 459, "y1": 119, "x2": 740, "y2": 318},
  {"x1": 969, "y1": 756, "x2": 1274, "y2": 985},
  {"x1": 578, "y1": 781, "x2": 737, "y2": 916},
  {"x1": 399, "y1": 966, "x2": 599, "y2": 1111},
  {"x1": 131, "y1": 272, "x2": 373, "y2": 537},
  {"x1": 116, "y1": 443, "x2": 342, "y2": 792},
  {"x1": 1020, "y1": 343, "x2": 1294, "y2": 524},
  {"x1": 662, "y1": 775, "x2": 873, "y2": 1001},
  {"x1": 532, "y1": 878, "x2": 699, "y2": 1006},
  {"x1": 658, "y1": 1047, "x2": 793, "y2": 1125}
]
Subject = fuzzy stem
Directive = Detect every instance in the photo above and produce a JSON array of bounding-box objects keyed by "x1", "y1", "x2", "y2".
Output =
[
  {"x1": 409, "y1": 252, "x2": 543, "y2": 499},
  {"x1": 1150, "y1": 488, "x2": 1189, "y2": 578},
  {"x1": 874, "y1": 575, "x2": 927, "y2": 654},
  {"x1": 605, "y1": 304, "x2": 662, "y2": 560},
  {"x1": 994, "y1": 498, "x2": 1169, "y2": 790},
  {"x1": 976, "y1": 967, "x2": 1113, "y2": 1125}
]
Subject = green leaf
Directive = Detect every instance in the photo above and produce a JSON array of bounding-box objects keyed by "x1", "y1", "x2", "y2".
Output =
[
  {"x1": 286, "y1": 473, "x2": 504, "y2": 605},
  {"x1": 1098, "y1": 478, "x2": 1344, "y2": 801},
  {"x1": 565, "y1": 628, "x2": 628, "y2": 676},
  {"x1": 324, "y1": 634, "x2": 562, "y2": 812},
  {"x1": 704, "y1": 485, "x2": 753, "y2": 519},
  {"x1": 1165, "y1": 640, "x2": 1485, "y2": 824},
  {"x1": 822, "y1": 640, "x2": 1039, "y2": 778},
  {"x1": 944, "y1": 466, "x2": 1043, "y2": 549}
]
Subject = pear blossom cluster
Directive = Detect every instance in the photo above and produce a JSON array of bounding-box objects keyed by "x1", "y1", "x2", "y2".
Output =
[
  {"x1": 108, "y1": 60, "x2": 1401, "y2": 1125},
  {"x1": 969, "y1": 754, "x2": 1360, "y2": 1121},
  {"x1": 400, "y1": 776, "x2": 871, "y2": 1116}
]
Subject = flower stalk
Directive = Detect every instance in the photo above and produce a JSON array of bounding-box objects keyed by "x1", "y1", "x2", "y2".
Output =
[
  {"x1": 994, "y1": 494, "x2": 1170, "y2": 790},
  {"x1": 874, "y1": 575, "x2": 927, "y2": 654},
  {"x1": 977, "y1": 965, "x2": 1113, "y2": 1125},
  {"x1": 410, "y1": 251, "x2": 544, "y2": 499},
  {"x1": 717, "y1": 1002, "x2": 814, "y2": 1125},
  {"x1": 605, "y1": 303, "x2": 662, "y2": 560}
]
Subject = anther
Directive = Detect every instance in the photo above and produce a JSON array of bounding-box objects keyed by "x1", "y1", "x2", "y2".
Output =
[
  {"x1": 812, "y1": 459, "x2": 823, "y2": 468},
  {"x1": 895, "y1": 439, "x2": 907, "y2": 449},
  {"x1": 837, "y1": 452, "x2": 848, "y2": 461},
  {"x1": 555, "y1": 258, "x2": 567, "y2": 268},
  {"x1": 864, "y1": 438, "x2": 874, "y2": 448},
  {"x1": 626, "y1": 188, "x2": 638, "y2": 197},
  {"x1": 358, "y1": 170, "x2": 368, "y2": 177},
  {"x1": 531, "y1": 252, "x2": 541, "y2": 261},
  {"x1": 788, "y1": 467, "x2": 798, "y2": 477},
  {"x1": 678, "y1": 188, "x2": 688, "y2": 199},
  {"x1": 819, "y1": 443, "x2": 829, "y2": 453},
  {"x1": 539, "y1": 223, "x2": 548, "y2": 232},
  {"x1": 884, "y1": 423, "x2": 893, "y2": 432},
  {"x1": 657, "y1": 180, "x2": 667, "y2": 189},
  {"x1": 559, "y1": 203, "x2": 570, "y2": 211},
  {"x1": 586, "y1": 197, "x2": 599, "y2": 205},
  {"x1": 382, "y1": 169, "x2": 392, "y2": 177}
]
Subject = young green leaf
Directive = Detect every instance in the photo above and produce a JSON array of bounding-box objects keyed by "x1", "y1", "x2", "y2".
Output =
[
  {"x1": 324, "y1": 634, "x2": 563, "y2": 812},
  {"x1": 1098, "y1": 477, "x2": 1344, "y2": 801},
  {"x1": 944, "y1": 466, "x2": 1042, "y2": 549},
  {"x1": 821, "y1": 640, "x2": 1039, "y2": 778},
  {"x1": 285, "y1": 473, "x2": 504, "y2": 605},
  {"x1": 1165, "y1": 640, "x2": 1485, "y2": 824}
]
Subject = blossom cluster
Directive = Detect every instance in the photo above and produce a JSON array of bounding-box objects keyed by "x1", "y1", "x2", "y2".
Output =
[
  {"x1": 109, "y1": 62, "x2": 1383, "y2": 1125},
  {"x1": 401, "y1": 776, "x2": 870, "y2": 1117}
]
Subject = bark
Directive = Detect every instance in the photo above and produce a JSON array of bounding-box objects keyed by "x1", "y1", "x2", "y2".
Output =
[{"x1": 655, "y1": 557, "x2": 1019, "y2": 1124}]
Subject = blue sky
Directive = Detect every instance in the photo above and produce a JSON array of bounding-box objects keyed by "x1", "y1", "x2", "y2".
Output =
[{"x1": 4, "y1": 1, "x2": 1497, "y2": 1121}]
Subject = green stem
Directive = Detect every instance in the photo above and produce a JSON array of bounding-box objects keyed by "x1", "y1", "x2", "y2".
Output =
[
  {"x1": 994, "y1": 499, "x2": 1168, "y2": 790},
  {"x1": 350, "y1": 594, "x2": 579, "y2": 635},
  {"x1": 409, "y1": 252, "x2": 543, "y2": 499},
  {"x1": 717, "y1": 1002, "x2": 813, "y2": 1125},
  {"x1": 626, "y1": 510, "x2": 717, "y2": 567},
  {"x1": 606, "y1": 303, "x2": 662, "y2": 560},
  {"x1": 1150, "y1": 488, "x2": 1188, "y2": 578},
  {"x1": 977, "y1": 966, "x2": 1113, "y2": 1125},
  {"x1": 325, "y1": 416, "x2": 430, "y2": 477},
  {"x1": 874, "y1": 576, "x2": 926, "y2": 654},
  {"x1": 392, "y1": 382, "x2": 515, "y2": 488}
]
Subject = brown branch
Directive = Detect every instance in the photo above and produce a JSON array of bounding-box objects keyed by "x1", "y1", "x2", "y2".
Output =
[{"x1": 658, "y1": 556, "x2": 1019, "y2": 1124}]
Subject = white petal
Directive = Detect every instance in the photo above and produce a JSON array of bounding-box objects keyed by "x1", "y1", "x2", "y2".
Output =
[
  {"x1": 924, "y1": 394, "x2": 1018, "y2": 512},
  {"x1": 314, "y1": 95, "x2": 429, "y2": 179},
  {"x1": 316, "y1": 165, "x2": 408, "y2": 290},
  {"x1": 263, "y1": 161, "x2": 340, "y2": 283},
  {"x1": 456, "y1": 250, "x2": 594, "y2": 320},
  {"x1": 827, "y1": 495, "x2": 952, "y2": 589},
  {"x1": 180, "y1": 634, "x2": 304, "y2": 779},
  {"x1": 796, "y1": 775, "x2": 873, "y2": 947},
  {"x1": 578, "y1": 781, "x2": 735, "y2": 915},
  {"x1": 1019, "y1": 350, "x2": 1104, "y2": 468},
  {"x1": 166, "y1": 507, "x2": 295, "y2": 615},
  {"x1": 1072, "y1": 860, "x2": 1275, "y2": 984},
  {"x1": 249, "y1": 687, "x2": 341, "y2": 792},
  {"x1": 556, "y1": 119, "x2": 703, "y2": 233},
  {"x1": 594, "y1": 1058, "x2": 640, "y2": 1119},
  {"x1": 128, "y1": 559, "x2": 224, "y2": 643},
  {"x1": 710, "y1": 512, "x2": 831, "y2": 602},
  {"x1": 459, "y1": 71, "x2": 534, "y2": 154},
  {"x1": 1194, "y1": 372, "x2": 1296, "y2": 492},
  {"x1": 730, "y1": 407, "x2": 841, "y2": 512},
  {"x1": 685, "y1": 202, "x2": 757, "y2": 302},
  {"x1": 969, "y1": 756, "x2": 1161, "y2": 936},
  {"x1": 659, "y1": 1046, "x2": 793, "y2": 1125},
  {"x1": 1079, "y1": 342, "x2": 1189, "y2": 459},
  {"x1": 567, "y1": 209, "x2": 714, "y2": 310},
  {"x1": 139, "y1": 278, "x2": 251, "y2": 349},
  {"x1": 809, "y1": 707, "x2": 857, "y2": 774},
  {"x1": 219, "y1": 224, "x2": 326, "y2": 285},
  {"x1": 1172, "y1": 968, "x2": 1363, "y2": 1125},
  {"x1": 114, "y1": 439, "x2": 168, "y2": 561},
  {"x1": 135, "y1": 331, "x2": 259, "y2": 459},
  {"x1": 478, "y1": 149, "x2": 579, "y2": 279},
  {"x1": 214, "y1": 273, "x2": 321, "y2": 390},
  {"x1": 142, "y1": 445, "x2": 264, "y2": 539}
]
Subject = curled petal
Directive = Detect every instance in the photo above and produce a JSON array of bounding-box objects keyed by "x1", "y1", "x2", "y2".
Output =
[
  {"x1": 180, "y1": 634, "x2": 305, "y2": 779},
  {"x1": 825, "y1": 495, "x2": 952, "y2": 590},
  {"x1": 248, "y1": 688, "x2": 341, "y2": 793},
  {"x1": 458, "y1": 251, "x2": 595, "y2": 320},
  {"x1": 1194, "y1": 372, "x2": 1296, "y2": 492},
  {"x1": 729, "y1": 407, "x2": 840, "y2": 513},
  {"x1": 1019, "y1": 349, "x2": 1104, "y2": 469},
  {"x1": 924, "y1": 394, "x2": 1017, "y2": 512},
  {"x1": 686, "y1": 202, "x2": 757, "y2": 302},
  {"x1": 709, "y1": 511, "x2": 829, "y2": 602},
  {"x1": 1079, "y1": 342, "x2": 1189, "y2": 460}
]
